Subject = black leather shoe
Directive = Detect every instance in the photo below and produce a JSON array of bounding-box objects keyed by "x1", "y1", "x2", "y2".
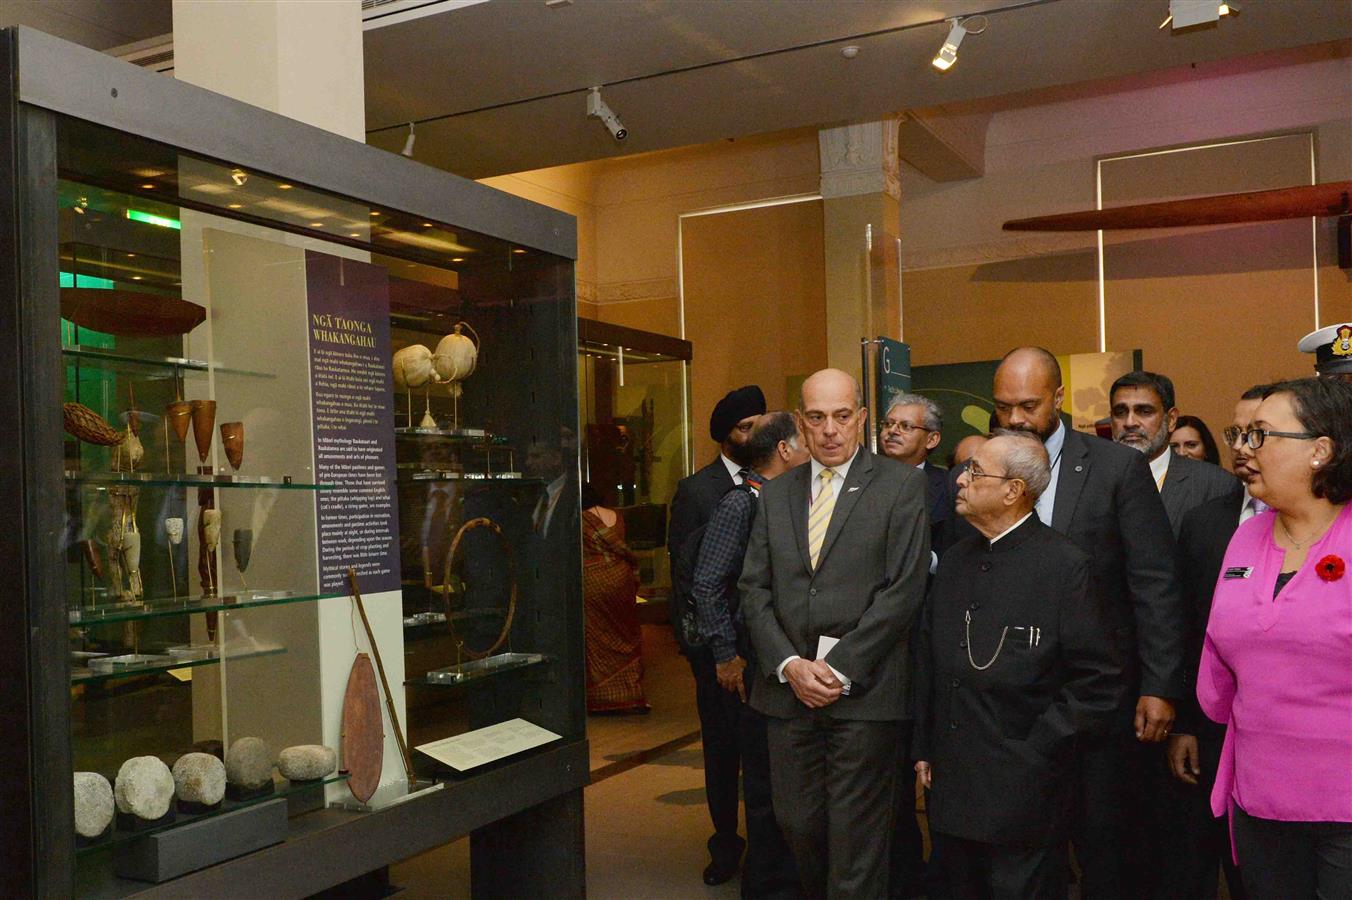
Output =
[{"x1": 703, "y1": 860, "x2": 739, "y2": 886}]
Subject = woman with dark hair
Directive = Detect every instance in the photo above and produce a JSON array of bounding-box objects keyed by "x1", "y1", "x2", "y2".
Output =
[
  {"x1": 580, "y1": 482, "x2": 648, "y2": 713},
  {"x1": 1171, "y1": 414, "x2": 1221, "y2": 465},
  {"x1": 1197, "y1": 377, "x2": 1352, "y2": 899}
]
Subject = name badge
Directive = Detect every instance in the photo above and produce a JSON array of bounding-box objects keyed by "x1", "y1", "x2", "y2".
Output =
[{"x1": 1224, "y1": 566, "x2": 1253, "y2": 580}]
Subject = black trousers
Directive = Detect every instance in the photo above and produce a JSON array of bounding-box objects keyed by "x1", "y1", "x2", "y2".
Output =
[
  {"x1": 1232, "y1": 805, "x2": 1352, "y2": 900},
  {"x1": 766, "y1": 714, "x2": 900, "y2": 900},
  {"x1": 1072, "y1": 728, "x2": 1151, "y2": 899},
  {"x1": 1153, "y1": 734, "x2": 1246, "y2": 900},
  {"x1": 888, "y1": 721, "x2": 926, "y2": 898},
  {"x1": 691, "y1": 650, "x2": 799, "y2": 897},
  {"x1": 931, "y1": 831, "x2": 1068, "y2": 900},
  {"x1": 691, "y1": 649, "x2": 745, "y2": 867}
]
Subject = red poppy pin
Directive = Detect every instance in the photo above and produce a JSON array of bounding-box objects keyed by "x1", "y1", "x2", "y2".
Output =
[{"x1": 1316, "y1": 555, "x2": 1346, "y2": 583}]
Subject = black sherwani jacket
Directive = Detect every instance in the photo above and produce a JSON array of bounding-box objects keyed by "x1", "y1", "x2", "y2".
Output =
[
  {"x1": 914, "y1": 516, "x2": 1124, "y2": 847},
  {"x1": 944, "y1": 429, "x2": 1186, "y2": 703}
]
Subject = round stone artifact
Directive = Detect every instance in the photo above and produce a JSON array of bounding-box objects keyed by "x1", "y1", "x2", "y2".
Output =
[
  {"x1": 73, "y1": 772, "x2": 114, "y2": 838},
  {"x1": 172, "y1": 752, "x2": 226, "y2": 806},
  {"x1": 114, "y1": 756, "x2": 175, "y2": 821},
  {"x1": 277, "y1": 744, "x2": 338, "y2": 782},
  {"x1": 224, "y1": 736, "x2": 273, "y2": 790}
]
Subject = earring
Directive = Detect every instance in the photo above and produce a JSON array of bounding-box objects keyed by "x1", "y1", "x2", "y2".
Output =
[{"x1": 1313, "y1": 460, "x2": 1322, "y2": 468}]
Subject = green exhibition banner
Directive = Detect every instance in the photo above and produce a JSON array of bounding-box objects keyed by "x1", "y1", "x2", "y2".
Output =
[{"x1": 875, "y1": 337, "x2": 912, "y2": 416}]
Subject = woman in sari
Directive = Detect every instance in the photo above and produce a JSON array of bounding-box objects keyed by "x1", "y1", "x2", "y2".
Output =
[{"x1": 582, "y1": 482, "x2": 649, "y2": 713}]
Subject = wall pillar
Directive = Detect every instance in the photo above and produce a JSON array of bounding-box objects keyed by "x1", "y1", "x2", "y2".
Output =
[{"x1": 819, "y1": 120, "x2": 903, "y2": 379}]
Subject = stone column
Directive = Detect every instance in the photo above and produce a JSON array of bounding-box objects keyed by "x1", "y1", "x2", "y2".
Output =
[{"x1": 819, "y1": 119, "x2": 903, "y2": 377}]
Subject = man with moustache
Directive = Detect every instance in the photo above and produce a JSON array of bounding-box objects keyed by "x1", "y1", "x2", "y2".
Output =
[
  {"x1": 947, "y1": 347, "x2": 1185, "y2": 899},
  {"x1": 878, "y1": 393, "x2": 946, "y2": 898},
  {"x1": 740, "y1": 369, "x2": 930, "y2": 899},
  {"x1": 670, "y1": 384, "x2": 766, "y2": 885},
  {"x1": 1109, "y1": 371, "x2": 1238, "y2": 537},
  {"x1": 1158, "y1": 386, "x2": 1269, "y2": 900}
]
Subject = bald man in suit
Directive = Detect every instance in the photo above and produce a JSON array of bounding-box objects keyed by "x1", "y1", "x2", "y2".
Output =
[{"x1": 741, "y1": 369, "x2": 931, "y2": 899}]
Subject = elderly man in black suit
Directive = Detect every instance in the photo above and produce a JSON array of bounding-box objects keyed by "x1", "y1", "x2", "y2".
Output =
[
  {"x1": 740, "y1": 368, "x2": 931, "y2": 899},
  {"x1": 1158, "y1": 386, "x2": 1269, "y2": 900},
  {"x1": 915, "y1": 429, "x2": 1123, "y2": 899},
  {"x1": 668, "y1": 384, "x2": 766, "y2": 886},
  {"x1": 946, "y1": 347, "x2": 1186, "y2": 899},
  {"x1": 1109, "y1": 370, "x2": 1238, "y2": 536}
]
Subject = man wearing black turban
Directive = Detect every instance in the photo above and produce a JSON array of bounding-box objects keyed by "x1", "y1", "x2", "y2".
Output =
[{"x1": 669, "y1": 384, "x2": 766, "y2": 886}]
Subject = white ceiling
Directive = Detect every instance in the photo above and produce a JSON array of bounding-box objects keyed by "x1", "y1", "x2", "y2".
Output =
[
  {"x1": 2, "y1": 0, "x2": 1349, "y2": 181},
  {"x1": 0, "y1": 0, "x2": 170, "y2": 51},
  {"x1": 363, "y1": 0, "x2": 1352, "y2": 178}
]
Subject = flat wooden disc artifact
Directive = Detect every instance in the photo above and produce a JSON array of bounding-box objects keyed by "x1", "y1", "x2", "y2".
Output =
[
  {"x1": 61, "y1": 287, "x2": 206, "y2": 336},
  {"x1": 341, "y1": 653, "x2": 384, "y2": 803}
]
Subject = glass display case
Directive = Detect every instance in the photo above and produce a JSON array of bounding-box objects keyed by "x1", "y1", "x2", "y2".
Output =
[
  {"x1": 2, "y1": 27, "x2": 585, "y2": 898},
  {"x1": 577, "y1": 319, "x2": 691, "y2": 600}
]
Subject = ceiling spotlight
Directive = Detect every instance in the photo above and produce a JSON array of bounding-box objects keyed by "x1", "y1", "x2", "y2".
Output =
[
  {"x1": 932, "y1": 19, "x2": 966, "y2": 71},
  {"x1": 230, "y1": 168, "x2": 248, "y2": 186},
  {"x1": 841, "y1": 45, "x2": 860, "y2": 59},
  {"x1": 587, "y1": 87, "x2": 627, "y2": 141},
  {"x1": 401, "y1": 122, "x2": 416, "y2": 158},
  {"x1": 1160, "y1": 0, "x2": 1237, "y2": 29}
]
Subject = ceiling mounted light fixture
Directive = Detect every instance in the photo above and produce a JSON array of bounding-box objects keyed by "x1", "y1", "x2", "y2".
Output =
[
  {"x1": 932, "y1": 16, "x2": 985, "y2": 72},
  {"x1": 587, "y1": 87, "x2": 628, "y2": 141},
  {"x1": 1160, "y1": 0, "x2": 1237, "y2": 30},
  {"x1": 230, "y1": 168, "x2": 248, "y2": 186},
  {"x1": 401, "y1": 122, "x2": 416, "y2": 158}
]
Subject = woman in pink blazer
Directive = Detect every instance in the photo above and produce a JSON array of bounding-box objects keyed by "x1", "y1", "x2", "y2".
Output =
[{"x1": 1198, "y1": 377, "x2": 1352, "y2": 899}]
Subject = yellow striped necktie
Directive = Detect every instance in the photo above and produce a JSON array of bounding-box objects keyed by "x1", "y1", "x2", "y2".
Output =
[{"x1": 807, "y1": 468, "x2": 837, "y2": 569}]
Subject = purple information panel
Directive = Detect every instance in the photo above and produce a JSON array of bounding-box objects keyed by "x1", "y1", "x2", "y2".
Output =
[{"x1": 305, "y1": 250, "x2": 401, "y2": 594}]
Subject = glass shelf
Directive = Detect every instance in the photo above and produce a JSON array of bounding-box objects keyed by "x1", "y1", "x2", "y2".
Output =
[
  {"x1": 62, "y1": 344, "x2": 277, "y2": 379},
  {"x1": 411, "y1": 652, "x2": 550, "y2": 688},
  {"x1": 65, "y1": 471, "x2": 330, "y2": 490},
  {"x1": 399, "y1": 469, "x2": 532, "y2": 483},
  {"x1": 394, "y1": 426, "x2": 490, "y2": 440},
  {"x1": 74, "y1": 772, "x2": 350, "y2": 858},
  {"x1": 72, "y1": 645, "x2": 286, "y2": 685},
  {"x1": 68, "y1": 590, "x2": 346, "y2": 626}
]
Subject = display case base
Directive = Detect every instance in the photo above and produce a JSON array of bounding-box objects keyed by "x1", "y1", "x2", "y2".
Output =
[
  {"x1": 114, "y1": 797, "x2": 287, "y2": 883},
  {"x1": 226, "y1": 781, "x2": 276, "y2": 802},
  {"x1": 116, "y1": 809, "x2": 175, "y2": 833}
]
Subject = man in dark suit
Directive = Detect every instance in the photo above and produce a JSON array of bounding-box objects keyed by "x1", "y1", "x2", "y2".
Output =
[
  {"x1": 947, "y1": 348, "x2": 1186, "y2": 899},
  {"x1": 1108, "y1": 370, "x2": 1238, "y2": 536},
  {"x1": 914, "y1": 430, "x2": 1123, "y2": 899},
  {"x1": 1159, "y1": 386, "x2": 1269, "y2": 900},
  {"x1": 668, "y1": 384, "x2": 766, "y2": 885},
  {"x1": 878, "y1": 392, "x2": 947, "y2": 898},
  {"x1": 740, "y1": 368, "x2": 931, "y2": 899}
]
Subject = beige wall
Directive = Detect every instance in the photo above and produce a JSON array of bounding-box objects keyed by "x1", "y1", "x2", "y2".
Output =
[
  {"x1": 682, "y1": 201, "x2": 828, "y2": 449},
  {"x1": 902, "y1": 49, "x2": 1352, "y2": 450}
]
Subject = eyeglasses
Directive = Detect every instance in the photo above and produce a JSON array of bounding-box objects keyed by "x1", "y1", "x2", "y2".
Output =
[
  {"x1": 1237, "y1": 427, "x2": 1317, "y2": 450},
  {"x1": 881, "y1": 420, "x2": 930, "y2": 435},
  {"x1": 967, "y1": 462, "x2": 1019, "y2": 482}
]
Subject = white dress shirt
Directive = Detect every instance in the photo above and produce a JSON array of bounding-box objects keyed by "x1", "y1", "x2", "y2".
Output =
[
  {"x1": 1035, "y1": 421, "x2": 1067, "y2": 526},
  {"x1": 721, "y1": 453, "x2": 745, "y2": 484},
  {"x1": 1238, "y1": 485, "x2": 1265, "y2": 524},
  {"x1": 1149, "y1": 448, "x2": 1171, "y2": 491}
]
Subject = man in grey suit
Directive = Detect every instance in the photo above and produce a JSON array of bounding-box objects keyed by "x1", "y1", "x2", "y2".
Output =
[
  {"x1": 740, "y1": 368, "x2": 931, "y2": 900},
  {"x1": 1109, "y1": 370, "x2": 1239, "y2": 536}
]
